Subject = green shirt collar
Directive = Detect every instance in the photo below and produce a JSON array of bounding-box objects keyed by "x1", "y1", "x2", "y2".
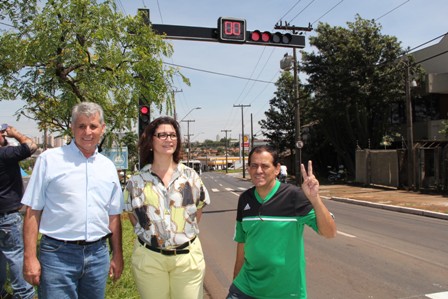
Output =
[{"x1": 254, "y1": 180, "x2": 281, "y2": 204}]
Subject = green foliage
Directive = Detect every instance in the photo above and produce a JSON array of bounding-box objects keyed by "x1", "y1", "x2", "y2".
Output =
[
  {"x1": 106, "y1": 215, "x2": 139, "y2": 298},
  {"x1": 301, "y1": 15, "x2": 414, "y2": 172},
  {"x1": 259, "y1": 71, "x2": 296, "y2": 153},
  {"x1": 259, "y1": 71, "x2": 314, "y2": 170},
  {"x1": 0, "y1": 0, "x2": 186, "y2": 144},
  {"x1": 439, "y1": 120, "x2": 448, "y2": 137}
]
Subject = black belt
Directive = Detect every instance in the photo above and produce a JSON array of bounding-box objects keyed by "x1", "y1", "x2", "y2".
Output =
[
  {"x1": 44, "y1": 234, "x2": 111, "y2": 246},
  {"x1": 138, "y1": 236, "x2": 196, "y2": 256}
]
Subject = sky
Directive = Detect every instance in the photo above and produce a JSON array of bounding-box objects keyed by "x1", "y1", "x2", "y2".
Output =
[{"x1": 1, "y1": 0, "x2": 447, "y2": 142}]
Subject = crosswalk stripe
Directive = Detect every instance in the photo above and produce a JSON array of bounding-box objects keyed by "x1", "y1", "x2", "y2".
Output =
[{"x1": 426, "y1": 291, "x2": 448, "y2": 298}]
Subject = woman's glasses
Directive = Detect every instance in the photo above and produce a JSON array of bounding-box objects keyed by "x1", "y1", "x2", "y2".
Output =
[{"x1": 154, "y1": 132, "x2": 177, "y2": 140}]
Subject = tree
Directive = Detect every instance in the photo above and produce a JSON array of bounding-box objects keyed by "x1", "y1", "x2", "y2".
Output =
[
  {"x1": 301, "y1": 15, "x2": 416, "y2": 174},
  {"x1": 259, "y1": 71, "x2": 312, "y2": 170},
  {"x1": 0, "y1": 0, "x2": 187, "y2": 143}
]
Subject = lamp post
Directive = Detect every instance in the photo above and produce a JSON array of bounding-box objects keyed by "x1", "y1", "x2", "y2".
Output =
[
  {"x1": 281, "y1": 50, "x2": 301, "y2": 185},
  {"x1": 180, "y1": 107, "x2": 201, "y2": 122},
  {"x1": 405, "y1": 59, "x2": 416, "y2": 190}
]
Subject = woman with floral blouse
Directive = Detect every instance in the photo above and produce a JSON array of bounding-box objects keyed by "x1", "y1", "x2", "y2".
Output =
[{"x1": 124, "y1": 116, "x2": 210, "y2": 299}]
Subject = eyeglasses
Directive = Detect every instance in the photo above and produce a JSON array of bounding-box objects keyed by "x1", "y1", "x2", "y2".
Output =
[{"x1": 154, "y1": 132, "x2": 177, "y2": 140}]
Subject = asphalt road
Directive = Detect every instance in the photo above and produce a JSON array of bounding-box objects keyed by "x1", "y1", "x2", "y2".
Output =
[{"x1": 200, "y1": 172, "x2": 448, "y2": 299}]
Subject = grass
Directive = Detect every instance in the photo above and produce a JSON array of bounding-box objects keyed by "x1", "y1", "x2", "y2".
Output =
[
  {"x1": 2, "y1": 215, "x2": 138, "y2": 298},
  {"x1": 105, "y1": 214, "x2": 139, "y2": 299}
]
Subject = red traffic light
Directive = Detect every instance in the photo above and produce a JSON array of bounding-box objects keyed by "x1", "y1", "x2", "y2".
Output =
[
  {"x1": 140, "y1": 105, "x2": 150, "y2": 115},
  {"x1": 250, "y1": 30, "x2": 271, "y2": 42},
  {"x1": 248, "y1": 30, "x2": 300, "y2": 47}
]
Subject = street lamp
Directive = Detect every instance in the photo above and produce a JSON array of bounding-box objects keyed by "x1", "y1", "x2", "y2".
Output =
[
  {"x1": 180, "y1": 107, "x2": 201, "y2": 122},
  {"x1": 405, "y1": 58, "x2": 418, "y2": 190},
  {"x1": 281, "y1": 51, "x2": 301, "y2": 185}
]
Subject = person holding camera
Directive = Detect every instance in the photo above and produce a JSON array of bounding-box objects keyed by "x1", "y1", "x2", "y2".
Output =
[{"x1": 0, "y1": 125, "x2": 37, "y2": 299}]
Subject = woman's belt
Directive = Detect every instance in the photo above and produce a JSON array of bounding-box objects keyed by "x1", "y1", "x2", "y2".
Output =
[{"x1": 138, "y1": 236, "x2": 196, "y2": 256}]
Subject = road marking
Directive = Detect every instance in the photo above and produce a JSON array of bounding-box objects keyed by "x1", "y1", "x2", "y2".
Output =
[
  {"x1": 211, "y1": 188, "x2": 220, "y2": 193},
  {"x1": 238, "y1": 187, "x2": 246, "y2": 191},
  {"x1": 426, "y1": 291, "x2": 448, "y2": 299},
  {"x1": 337, "y1": 231, "x2": 356, "y2": 238},
  {"x1": 225, "y1": 188, "x2": 233, "y2": 191}
]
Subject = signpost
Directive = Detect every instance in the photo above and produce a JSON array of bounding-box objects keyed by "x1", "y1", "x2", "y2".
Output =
[{"x1": 102, "y1": 146, "x2": 129, "y2": 170}]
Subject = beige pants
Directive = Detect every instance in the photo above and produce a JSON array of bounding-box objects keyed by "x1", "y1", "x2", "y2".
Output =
[{"x1": 131, "y1": 237, "x2": 206, "y2": 299}]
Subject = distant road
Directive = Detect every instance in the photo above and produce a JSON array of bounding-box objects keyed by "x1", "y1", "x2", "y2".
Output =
[{"x1": 200, "y1": 172, "x2": 448, "y2": 299}]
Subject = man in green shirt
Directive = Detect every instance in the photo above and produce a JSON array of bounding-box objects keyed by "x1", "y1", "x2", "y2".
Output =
[{"x1": 227, "y1": 145, "x2": 337, "y2": 299}]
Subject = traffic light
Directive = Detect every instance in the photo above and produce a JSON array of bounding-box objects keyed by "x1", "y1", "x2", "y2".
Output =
[
  {"x1": 139, "y1": 104, "x2": 150, "y2": 137},
  {"x1": 246, "y1": 30, "x2": 305, "y2": 48}
]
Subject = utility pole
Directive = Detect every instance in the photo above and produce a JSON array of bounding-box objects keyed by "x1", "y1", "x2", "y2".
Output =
[
  {"x1": 234, "y1": 104, "x2": 251, "y2": 178},
  {"x1": 172, "y1": 88, "x2": 183, "y2": 121},
  {"x1": 221, "y1": 129, "x2": 232, "y2": 173},
  {"x1": 275, "y1": 22, "x2": 312, "y2": 185},
  {"x1": 405, "y1": 58, "x2": 415, "y2": 190},
  {"x1": 181, "y1": 119, "x2": 195, "y2": 165},
  {"x1": 250, "y1": 113, "x2": 254, "y2": 149}
]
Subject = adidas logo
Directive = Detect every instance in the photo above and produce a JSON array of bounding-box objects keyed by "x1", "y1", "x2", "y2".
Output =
[{"x1": 244, "y1": 203, "x2": 251, "y2": 210}]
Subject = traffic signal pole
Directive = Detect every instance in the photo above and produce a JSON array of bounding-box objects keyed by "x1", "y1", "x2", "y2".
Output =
[
  {"x1": 275, "y1": 23, "x2": 312, "y2": 185},
  {"x1": 137, "y1": 8, "x2": 307, "y2": 49}
]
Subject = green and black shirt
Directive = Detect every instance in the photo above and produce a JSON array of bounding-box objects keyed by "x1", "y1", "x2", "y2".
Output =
[{"x1": 233, "y1": 181, "x2": 318, "y2": 299}]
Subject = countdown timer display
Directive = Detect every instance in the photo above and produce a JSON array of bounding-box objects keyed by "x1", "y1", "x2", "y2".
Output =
[{"x1": 218, "y1": 17, "x2": 246, "y2": 43}]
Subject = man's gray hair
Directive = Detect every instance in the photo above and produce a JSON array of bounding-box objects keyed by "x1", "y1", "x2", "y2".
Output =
[{"x1": 71, "y1": 102, "x2": 105, "y2": 124}]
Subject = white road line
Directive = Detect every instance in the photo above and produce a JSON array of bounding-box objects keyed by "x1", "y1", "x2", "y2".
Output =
[
  {"x1": 426, "y1": 291, "x2": 448, "y2": 299},
  {"x1": 211, "y1": 188, "x2": 220, "y2": 193},
  {"x1": 238, "y1": 187, "x2": 246, "y2": 191},
  {"x1": 225, "y1": 188, "x2": 233, "y2": 191},
  {"x1": 337, "y1": 231, "x2": 356, "y2": 238}
]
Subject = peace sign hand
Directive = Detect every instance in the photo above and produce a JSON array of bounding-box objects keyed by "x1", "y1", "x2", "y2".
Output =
[{"x1": 301, "y1": 160, "x2": 320, "y2": 202}]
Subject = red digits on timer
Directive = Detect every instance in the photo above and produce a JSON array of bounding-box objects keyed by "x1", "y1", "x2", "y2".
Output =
[{"x1": 224, "y1": 21, "x2": 241, "y2": 36}]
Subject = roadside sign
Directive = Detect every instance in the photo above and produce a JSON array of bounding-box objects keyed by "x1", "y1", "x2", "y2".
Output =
[{"x1": 102, "y1": 147, "x2": 128, "y2": 170}]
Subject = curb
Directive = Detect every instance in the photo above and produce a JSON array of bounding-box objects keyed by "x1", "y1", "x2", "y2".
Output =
[{"x1": 324, "y1": 196, "x2": 448, "y2": 221}]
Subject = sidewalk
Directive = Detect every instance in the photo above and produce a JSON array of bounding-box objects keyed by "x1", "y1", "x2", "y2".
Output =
[
  {"x1": 228, "y1": 172, "x2": 448, "y2": 220},
  {"x1": 319, "y1": 183, "x2": 448, "y2": 220}
]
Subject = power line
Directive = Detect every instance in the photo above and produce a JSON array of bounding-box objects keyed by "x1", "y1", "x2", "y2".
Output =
[
  {"x1": 277, "y1": 0, "x2": 304, "y2": 25},
  {"x1": 375, "y1": 0, "x2": 411, "y2": 21},
  {"x1": 163, "y1": 62, "x2": 275, "y2": 84},
  {"x1": 114, "y1": 0, "x2": 126, "y2": 15},
  {"x1": 311, "y1": 0, "x2": 344, "y2": 25},
  {"x1": 290, "y1": 0, "x2": 317, "y2": 23},
  {"x1": 155, "y1": 0, "x2": 164, "y2": 24},
  {"x1": 408, "y1": 32, "x2": 448, "y2": 53}
]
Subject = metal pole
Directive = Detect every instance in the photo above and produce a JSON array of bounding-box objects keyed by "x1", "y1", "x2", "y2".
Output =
[
  {"x1": 181, "y1": 119, "x2": 195, "y2": 166},
  {"x1": 250, "y1": 113, "x2": 254, "y2": 150},
  {"x1": 405, "y1": 61, "x2": 414, "y2": 190},
  {"x1": 180, "y1": 107, "x2": 201, "y2": 122},
  {"x1": 233, "y1": 104, "x2": 251, "y2": 179},
  {"x1": 221, "y1": 129, "x2": 231, "y2": 173},
  {"x1": 293, "y1": 48, "x2": 302, "y2": 185}
]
